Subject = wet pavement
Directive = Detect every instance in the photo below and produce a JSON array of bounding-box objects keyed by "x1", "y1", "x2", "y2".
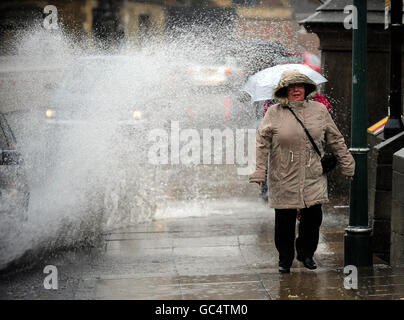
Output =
[{"x1": 1, "y1": 194, "x2": 404, "y2": 300}]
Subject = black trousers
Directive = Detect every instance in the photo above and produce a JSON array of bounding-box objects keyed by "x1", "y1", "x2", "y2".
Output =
[{"x1": 274, "y1": 204, "x2": 323, "y2": 267}]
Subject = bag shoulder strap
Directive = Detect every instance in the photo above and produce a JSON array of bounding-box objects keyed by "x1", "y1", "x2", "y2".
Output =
[{"x1": 285, "y1": 106, "x2": 322, "y2": 158}]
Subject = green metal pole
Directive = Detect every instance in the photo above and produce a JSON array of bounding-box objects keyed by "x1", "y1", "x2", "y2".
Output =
[
  {"x1": 384, "y1": 0, "x2": 404, "y2": 139},
  {"x1": 344, "y1": 0, "x2": 373, "y2": 267}
]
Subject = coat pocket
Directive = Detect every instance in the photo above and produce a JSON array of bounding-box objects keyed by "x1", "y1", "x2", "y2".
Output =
[
  {"x1": 279, "y1": 149, "x2": 294, "y2": 178},
  {"x1": 269, "y1": 151, "x2": 282, "y2": 181},
  {"x1": 306, "y1": 150, "x2": 323, "y2": 177}
]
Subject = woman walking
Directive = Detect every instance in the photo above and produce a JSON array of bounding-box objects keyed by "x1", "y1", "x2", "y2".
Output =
[
  {"x1": 249, "y1": 69, "x2": 355, "y2": 273},
  {"x1": 259, "y1": 92, "x2": 332, "y2": 201}
]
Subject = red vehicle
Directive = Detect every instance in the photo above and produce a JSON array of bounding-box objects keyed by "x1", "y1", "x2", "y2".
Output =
[
  {"x1": 290, "y1": 51, "x2": 321, "y2": 72},
  {"x1": 279, "y1": 51, "x2": 321, "y2": 73}
]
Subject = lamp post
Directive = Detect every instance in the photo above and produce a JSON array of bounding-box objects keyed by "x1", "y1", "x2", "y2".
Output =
[
  {"x1": 384, "y1": 0, "x2": 404, "y2": 139},
  {"x1": 344, "y1": 0, "x2": 373, "y2": 267}
]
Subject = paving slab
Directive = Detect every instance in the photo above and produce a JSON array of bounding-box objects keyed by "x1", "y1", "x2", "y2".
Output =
[
  {"x1": 2, "y1": 198, "x2": 404, "y2": 300},
  {"x1": 82, "y1": 198, "x2": 404, "y2": 300},
  {"x1": 180, "y1": 281, "x2": 270, "y2": 300}
]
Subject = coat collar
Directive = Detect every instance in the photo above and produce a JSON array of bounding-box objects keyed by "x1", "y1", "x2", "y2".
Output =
[{"x1": 281, "y1": 100, "x2": 309, "y2": 110}]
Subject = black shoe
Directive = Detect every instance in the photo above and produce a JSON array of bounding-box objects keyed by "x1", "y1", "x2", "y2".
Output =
[
  {"x1": 278, "y1": 262, "x2": 291, "y2": 273},
  {"x1": 301, "y1": 257, "x2": 317, "y2": 270},
  {"x1": 278, "y1": 265, "x2": 290, "y2": 273}
]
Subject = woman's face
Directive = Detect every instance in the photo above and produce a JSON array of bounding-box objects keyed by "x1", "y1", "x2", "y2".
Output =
[{"x1": 287, "y1": 83, "x2": 305, "y2": 101}]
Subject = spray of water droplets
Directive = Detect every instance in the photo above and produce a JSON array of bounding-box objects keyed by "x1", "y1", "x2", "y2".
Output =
[{"x1": 0, "y1": 22, "x2": 291, "y2": 270}]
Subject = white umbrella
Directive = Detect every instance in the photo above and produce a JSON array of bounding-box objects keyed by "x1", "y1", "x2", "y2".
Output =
[{"x1": 242, "y1": 64, "x2": 328, "y2": 102}]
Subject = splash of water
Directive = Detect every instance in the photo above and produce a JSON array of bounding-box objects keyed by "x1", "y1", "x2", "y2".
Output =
[{"x1": 0, "y1": 23, "x2": 289, "y2": 270}]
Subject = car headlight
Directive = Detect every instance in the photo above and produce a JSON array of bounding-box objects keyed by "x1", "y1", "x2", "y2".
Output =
[
  {"x1": 45, "y1": 109, "x2": 54, "y2": 118},
  {"x1": 133, "y1": 110, "x2": 142, "y2": 120}
]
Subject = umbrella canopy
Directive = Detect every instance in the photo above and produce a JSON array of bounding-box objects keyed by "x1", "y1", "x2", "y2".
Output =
[{"x1": 242, "y1": 64, "x2": 328, "y2": 102}]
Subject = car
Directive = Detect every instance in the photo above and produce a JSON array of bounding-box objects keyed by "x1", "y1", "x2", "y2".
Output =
[
  {"x1": 42, "y1": 55, "x2": 177, "y2": 161},
  {"x1": 277, "y1": 51, "x2": 321, "y2": 73},
  {"x1": 0, "y1": 112, "x2": 29, "y2": 223},
  {"x1": 186, "y1": 53, "x2": 244, "y2": 92},
  {"x1": 44, "y1": 55, "x2": 162, "y2": 130}
]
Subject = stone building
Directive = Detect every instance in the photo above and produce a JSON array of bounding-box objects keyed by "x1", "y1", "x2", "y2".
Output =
[
  {"x1": 0, "y1": 0, "x2": 94, "y2": 54},
  {"x1": 0, "y1": 0, "x2": 319, "y2": 53}
]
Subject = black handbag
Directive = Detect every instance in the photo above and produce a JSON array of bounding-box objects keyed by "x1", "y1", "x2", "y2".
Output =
[
  {"x1": 320, "y1": 153, "x2": 338, "y2": 173},
  {"x1": 286, "y1": 106, "x2": 337, "y2": 174}
]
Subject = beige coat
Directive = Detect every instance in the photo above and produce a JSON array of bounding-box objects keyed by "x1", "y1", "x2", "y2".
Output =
[{"x1": 249, "y1": 70, "x2": 355, "y2": 209}]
